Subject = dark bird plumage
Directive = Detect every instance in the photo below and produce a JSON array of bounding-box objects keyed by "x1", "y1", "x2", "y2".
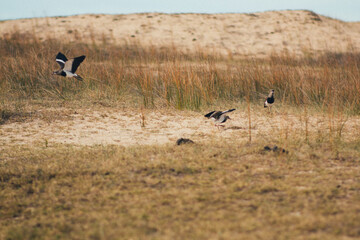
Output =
[
  {"x1": 204, "y1": 109, "x2": 235, "y2": 127},
  {"x1": 53, "y1": 52, "x2": 86, "y2": 81},
  {"x1": 264, "y1": 89, "x2": 275, "y2": 110}
]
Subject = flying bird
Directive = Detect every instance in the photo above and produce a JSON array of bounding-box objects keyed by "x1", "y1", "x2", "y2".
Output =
[
  {"x1": 204, "y1": 109, "x2": 236, "y2": 128},
  {"x1": 53, "y1": 52, "x2": 86, "y2": 81},
  {"x1": 264, "y1": 89, "x2": 275, "y2": 111}
]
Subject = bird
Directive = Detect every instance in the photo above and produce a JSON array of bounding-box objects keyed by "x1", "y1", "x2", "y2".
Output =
[
  {"x1": 264, "y1": 89, "x2": 275, "y2": 111},
  {"x1": 204, "y1": 109, "x2": 236, "y2": 128},
  {"x1": 52, "y1": 52, "x2": 86, "y2": 81}
]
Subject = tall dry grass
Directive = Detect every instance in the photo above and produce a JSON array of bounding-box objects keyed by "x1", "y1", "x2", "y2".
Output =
[
  {"x1": 1, "y1": 31, "x2": 360, "y2": 240},
  {"x1": 1, "y1": 32, "x2": 360, "y2": 113}
]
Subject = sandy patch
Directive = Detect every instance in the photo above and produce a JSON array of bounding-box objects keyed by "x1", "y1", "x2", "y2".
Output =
[
  {"x1": 1, "y1": 10, "x2": 359, "y2": 57},
  {"x1": 1, "y1": 108, "x2": 359, "y2": 147}
]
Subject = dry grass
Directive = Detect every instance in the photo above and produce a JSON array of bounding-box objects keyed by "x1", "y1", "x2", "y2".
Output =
[
  {"x1": 1, "y1": 139, "x2": 360, "y2": 240},
  {"x1": 1, "y1": 31, "x2": 360, "y2": 239},
  {"x1": 1, "y1": 32, "x2": 360, "y2": 113}
]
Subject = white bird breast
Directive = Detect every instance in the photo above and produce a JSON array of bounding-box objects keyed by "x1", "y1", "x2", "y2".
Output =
[
  {"x1": 265, "y1": 101, "x2": 273, "y2": 107},
  {"x1": 64, "y1": 71, "x2": 77, "y2": 78}
]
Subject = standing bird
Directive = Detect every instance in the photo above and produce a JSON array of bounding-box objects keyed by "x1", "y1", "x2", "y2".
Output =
[
  {"x1": 264, "y1": 89, "x2": 275, "y2": 112},
  {"x1": 52, "y1": 52, "x2": 86, "y2": 81},
  {"x1": 204, "y1": 109, "x2": 236, "y2": 128}
]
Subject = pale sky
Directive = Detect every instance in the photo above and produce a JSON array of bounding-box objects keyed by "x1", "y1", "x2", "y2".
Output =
[{"x1": 0, "y1": 0, "x2": 359, "y2": 22}]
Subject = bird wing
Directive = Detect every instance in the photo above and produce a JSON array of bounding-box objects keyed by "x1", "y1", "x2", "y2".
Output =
[
  {"x1": 63, "y1": 59, "x2": 74, "y2": 72},
  {"x1": 221, "y1": 109, "x2": 236, "y2": 114},
  {"x1": 63, "y1": 55, "x2": 86, "y2": 73},
  {"x1": 55, "y1": 52, "x2": 68, "y2": 69},
  {"x1": 204, "y1": 111, "x2": 216, "y2": 118},
  {"x1": 210, "y1": 111, "x2": 223, "y2": 119},
  {"x1": 71, "y1": 55, "x2": 86, "y2": 73}
]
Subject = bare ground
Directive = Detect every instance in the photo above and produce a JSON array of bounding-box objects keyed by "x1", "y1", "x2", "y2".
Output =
[
  {"x1": 1, "y1": 10, "x2": 360, "y2": 57},
  {"x1": 1, "y1": 106, "x2": 359, "y2": 147},
  {"x1": 1, "y1": 107, "x2": 360, "y2": 239}
]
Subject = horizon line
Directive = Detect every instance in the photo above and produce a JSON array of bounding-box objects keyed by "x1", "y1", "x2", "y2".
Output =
[{"x1": 0, "y1": 9, "x2": 358, "y2": 23}]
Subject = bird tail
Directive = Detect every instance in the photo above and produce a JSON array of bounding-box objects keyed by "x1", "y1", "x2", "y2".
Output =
[
  {"x1": 264, "y1": 101, "x2": 268, "y2": 108},
  {"x1": 74, "y1": 74, "x2": 83, "y2": 81},
  {"x1": 221, "y1": 108, "x2": 236, "y2": 114},
  {"x1": 204, "y1": 111, "x2": 216, "y2": 118}
]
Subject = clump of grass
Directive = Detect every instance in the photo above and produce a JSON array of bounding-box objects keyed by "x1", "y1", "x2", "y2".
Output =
[
  {"x1": 0, "y1": 99, "x2": 29, "y2": 124},
  {"x1": 1, "y1": 32, "x2": 360, "y2": 113}
]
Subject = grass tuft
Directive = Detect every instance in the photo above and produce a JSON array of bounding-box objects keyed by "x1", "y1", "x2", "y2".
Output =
[{"x1": 1, "y1": 33, "x2": 360, "y2": 112}]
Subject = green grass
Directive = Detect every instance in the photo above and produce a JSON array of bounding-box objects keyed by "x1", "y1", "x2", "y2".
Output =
[{"x1": 1, "y1": 139, "x2": 360, "y2": 239}]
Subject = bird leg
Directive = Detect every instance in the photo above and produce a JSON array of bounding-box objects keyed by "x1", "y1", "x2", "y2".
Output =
[{"x1": 269, "y1": 106, "x2": 274, "y2": 114}]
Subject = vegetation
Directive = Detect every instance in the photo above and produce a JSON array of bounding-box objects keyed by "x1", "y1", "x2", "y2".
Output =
[
  {"x1": 1, "y1": 139, "x2": 360, "y2": 240},
  {"x1": 1, "y1": 32, "x2": 360, "y2": 112},
  {"x1": 1, "y1": 32, "x2": 360, "y2": 239}
]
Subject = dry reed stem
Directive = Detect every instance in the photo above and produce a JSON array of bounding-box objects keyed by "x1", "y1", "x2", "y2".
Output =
[
  {"x1": 246, "y1": 95, "x2": 252, "y2": 143},
  {"x1": 0, "y1": 32, "x2": 360, "y2": 113}
]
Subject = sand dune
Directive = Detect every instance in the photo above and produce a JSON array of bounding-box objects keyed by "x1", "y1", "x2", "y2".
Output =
[{"x1": 1, "y1": 10, "x2": 360, "y2": 57}]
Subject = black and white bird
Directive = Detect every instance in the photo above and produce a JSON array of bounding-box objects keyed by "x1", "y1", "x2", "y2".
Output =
[
  {"x1": 264, "y1": 89, "x2": 275, "y2": 111},
  {"x1": 53, "y1": 52, "x2": 86, "y2": 81},
  {"x1": 204, "y1": 109, "x2": 236, "y2": 128}
]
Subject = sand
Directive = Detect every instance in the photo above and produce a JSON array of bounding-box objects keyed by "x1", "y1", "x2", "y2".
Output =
[
  {"x1": 1, "y1": 10, "x2": 360, "y2": 57},
  {"x1": 1, "y1": 107, "x2": 359, "y2": 147},
  {"x1": 1, "y1": 10, "x2": 360, "y2": 147}
]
